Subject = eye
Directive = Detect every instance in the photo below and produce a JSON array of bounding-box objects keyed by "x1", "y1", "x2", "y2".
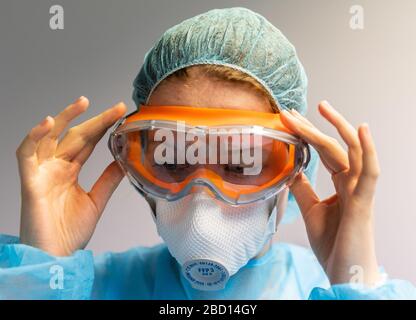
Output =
[
  {"x1": 153, "y1": 163, "x2": 191, "y2": 172},
  {"x1": 224, "y1": 164, "x2": 265, "y2": 175},
  {"x1": 164, "y1": 163, "x2": 178, "y2": 171},
  {"x1": 224, "y1": 165, "x2": 245, "y2": 174}
]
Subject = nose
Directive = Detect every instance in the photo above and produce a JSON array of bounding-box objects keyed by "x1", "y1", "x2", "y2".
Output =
[{"x1": 188, "y1": 185, "x2": 216, "y2": 199}]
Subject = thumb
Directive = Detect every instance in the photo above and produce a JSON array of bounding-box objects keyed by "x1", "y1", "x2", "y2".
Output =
[
  {"x1": 289, "y1": 172, "x2": 320, "y2": 220},
  {"x1": 88, "y1": 161, "x2": 125, "y2": 215}
]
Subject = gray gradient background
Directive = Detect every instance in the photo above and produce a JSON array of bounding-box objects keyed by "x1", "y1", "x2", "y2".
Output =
[{"x1": 0, "y1": 0, "x2": 415, "y2": 284}]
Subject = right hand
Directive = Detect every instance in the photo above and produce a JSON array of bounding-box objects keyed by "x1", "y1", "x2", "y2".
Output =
[{"x1": 16, "y1": 96, "x2": 127, "y2": 256}]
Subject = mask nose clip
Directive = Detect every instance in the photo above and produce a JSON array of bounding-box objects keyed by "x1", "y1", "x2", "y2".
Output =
[{"x1": 184, "y1": 182, "x2": 218, "y2": 200}]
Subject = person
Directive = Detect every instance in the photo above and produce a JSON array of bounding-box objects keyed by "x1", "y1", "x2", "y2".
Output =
[{"x1": 1, "y1": 7, "x2": 415, "y2": 300}]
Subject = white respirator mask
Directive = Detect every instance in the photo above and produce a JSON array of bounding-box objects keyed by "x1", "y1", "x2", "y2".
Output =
[{"x1": 152, "y1": 191, "x2": 281, "y2": 291}]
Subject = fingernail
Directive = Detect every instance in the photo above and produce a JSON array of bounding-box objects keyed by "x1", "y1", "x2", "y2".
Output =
[
  {"x1": 291, "y1": 109, "x2": 302, "y2": 116},
  {"x1": 321, "y1": 100, "x2": 332, "y2": 108},
  {"x1": 115, "y1": 101, "x2": 127, "y2": 109},
  {"x1": 362, "y1": 123, "x2": 370, "y2": 135},
  {"x1": 282, "y1": 109, "x2": 299, "y2": 121},
  {"x1": 40, "y1": 116, "x2": 51, "y2": 126},
  {"x1": 75, "y1": 96, "x2": 86, "y2": 103}
]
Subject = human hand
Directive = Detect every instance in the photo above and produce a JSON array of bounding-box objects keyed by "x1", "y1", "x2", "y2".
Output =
[
  {"x1": 281, "y1": 101, "x2": 381, "y2": 285},
  {"x1": 17, "y1": 97, "x2": 127, "y2": 256}
]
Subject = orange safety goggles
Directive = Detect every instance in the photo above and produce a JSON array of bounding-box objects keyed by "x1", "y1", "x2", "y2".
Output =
[{"x1": 108, "y1": 105, "x2": 310, "y2": 205}]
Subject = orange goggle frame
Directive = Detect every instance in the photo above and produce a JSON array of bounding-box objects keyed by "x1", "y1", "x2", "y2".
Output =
[{"x1": 108, "y1": 105, "x2": 310, "y2": 205}]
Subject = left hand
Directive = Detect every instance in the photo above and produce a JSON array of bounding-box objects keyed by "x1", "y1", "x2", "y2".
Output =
[{"x1": 280, "y1": 100, "x2": 381, "y2": 286}]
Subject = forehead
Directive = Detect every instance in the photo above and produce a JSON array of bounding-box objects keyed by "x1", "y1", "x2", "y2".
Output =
[{"x1": 146, "y1": 67, "x2": 274, "y2": 113}]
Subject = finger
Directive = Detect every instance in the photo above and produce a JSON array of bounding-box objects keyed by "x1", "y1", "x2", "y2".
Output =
[
  {"x1": 55, "y1": 102, "x2": 127, "y2": 161},
  {"x1": 72, "y1": 128, "x2": 108, "y2": 167},
  {"x1": 16, "y1": 116, "x2": 55, "y2": 175},
  {"x1": 289, "y1": 172, "x2": 320, "y2": 219},
  {"x1": 283, "y1": 109, "x2": 345, "y2": 173},
  {"x1": 289, "y1": 108, "x2": 314, "y2": 127},
  {"x1": 37, "y1": 96, "x2": 89, "y2": 162},
  {"x1": 354, "y1": 124, "x2": 380, "y2": 199},
  {"x1": 88, "y1": 161, "x2": 125, "y2": 216},
  {"x1": 318, "y1": 101, "x2": 362, "y2": 176},
  {"x1": 281, "y1": 109, "x2": 349, "y2": 174}
]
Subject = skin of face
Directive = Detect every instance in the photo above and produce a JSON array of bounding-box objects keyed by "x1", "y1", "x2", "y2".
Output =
[
  {"x1": 18, "y1": 62, "x2": 382, "y2": 284},
  {"x1": 146, "y1": 66, "x2": 289, "y2": 258}
]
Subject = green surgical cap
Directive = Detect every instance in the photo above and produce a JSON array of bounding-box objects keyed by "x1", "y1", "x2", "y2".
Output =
[{"x1": 132, "y1": 7, "x2": 319, "y2": 223}]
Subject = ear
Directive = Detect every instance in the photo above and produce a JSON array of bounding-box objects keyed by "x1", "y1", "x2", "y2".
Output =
[
  {"x1": 275, "y1": 187, "x2": 290, "y2": 227},
  {"x1": 144, "y1": 194, "x2": 157, "y2": 218},
  {"x1": 131, "y1": 184, "x2": 157, "y2": 218}
]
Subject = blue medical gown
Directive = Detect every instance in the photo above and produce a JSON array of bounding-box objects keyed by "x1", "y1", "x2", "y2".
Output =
[{"x1": 0, "y1": 234, "x2": 414, "y2": 299}]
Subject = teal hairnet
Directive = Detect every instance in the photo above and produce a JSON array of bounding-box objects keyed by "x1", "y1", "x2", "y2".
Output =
[{"x1": 132, "y1": 7, "x2": 319, "y2": 223}]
